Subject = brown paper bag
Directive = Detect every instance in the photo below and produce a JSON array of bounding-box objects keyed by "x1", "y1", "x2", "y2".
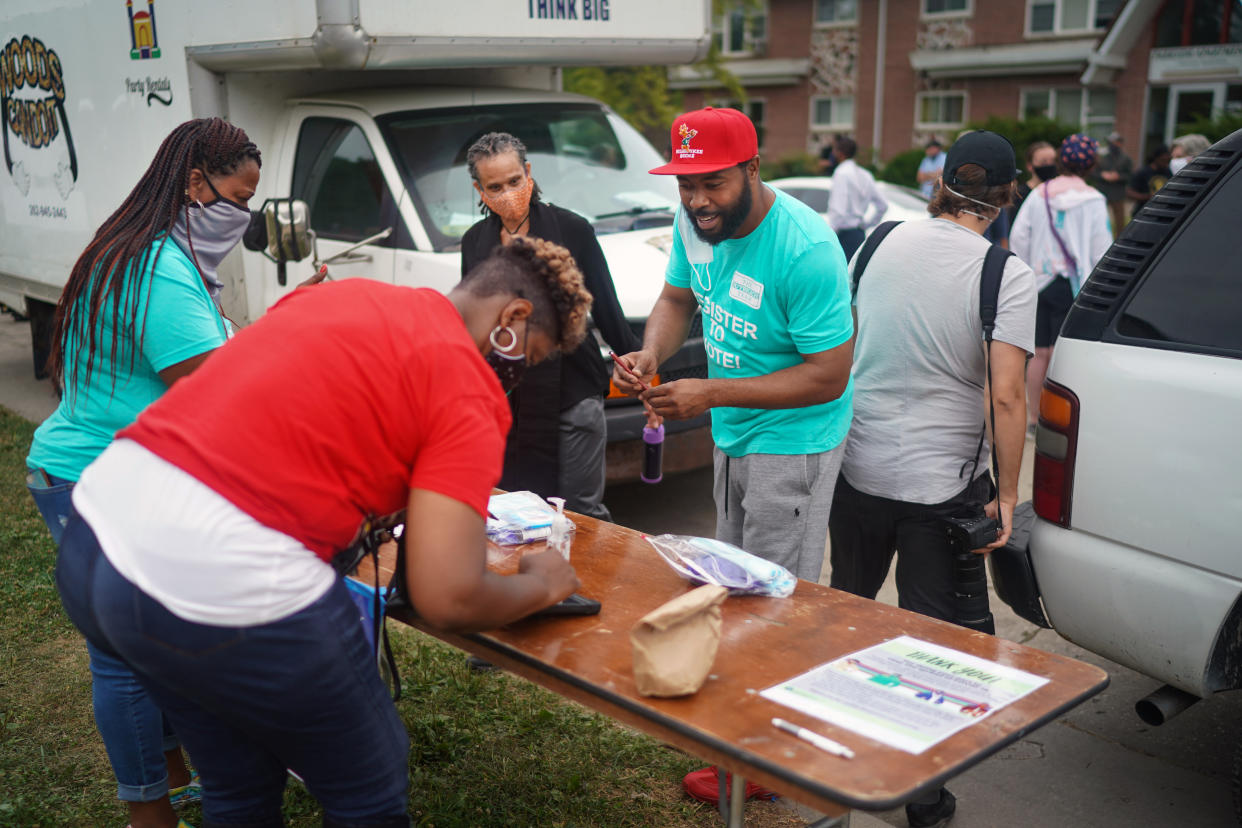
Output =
[{"x1": 631, "y1": 584, "x2": 728, "y2": 697}]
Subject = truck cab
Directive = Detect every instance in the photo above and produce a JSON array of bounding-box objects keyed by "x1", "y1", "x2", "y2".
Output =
[
  {"x1": 240, "y1": 87, "x2": 708, "y2": 474},
  {"x1": 0, "y1": 0, "x2": 713, "y2": 478}
]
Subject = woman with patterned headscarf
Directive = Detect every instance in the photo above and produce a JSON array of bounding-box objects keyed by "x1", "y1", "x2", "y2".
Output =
[{"x1": 1011, "y1": 133, "x2": 1113, "y2": 430}]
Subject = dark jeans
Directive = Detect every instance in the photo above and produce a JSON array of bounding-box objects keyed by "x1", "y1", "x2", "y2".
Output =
[
  {"x1": 828, "y1": 473, "x2": 994, "y2": 625},
  {"x1": 836, "y1": 227, "x2": 866, "y2": 262},
  {"x1": 55, "y1": 513, "x2": 411, "y2": 828}
]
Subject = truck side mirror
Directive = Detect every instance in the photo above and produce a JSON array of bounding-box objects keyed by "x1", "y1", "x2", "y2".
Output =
[
  {"x1": 250, "y1": 198, "x2": 315, "y2": 286},
  {"x1": 265, "y1": 199, "x2": 314, "y2": 262}
]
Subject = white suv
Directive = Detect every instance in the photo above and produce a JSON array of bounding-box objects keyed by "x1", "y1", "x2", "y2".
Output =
[{"x1": 991, "y1": 128, "x2": 1242, "y2": 774}]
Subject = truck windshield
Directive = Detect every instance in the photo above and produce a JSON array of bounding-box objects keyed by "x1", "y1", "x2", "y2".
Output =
[{"x1": 378, "y1": 103, "x2": 678, "y2": 251}]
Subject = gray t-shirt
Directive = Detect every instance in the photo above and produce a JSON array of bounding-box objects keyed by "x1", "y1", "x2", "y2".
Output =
[{"x1": 842, "y1": 218, "x2": 1037, "y2": 505}]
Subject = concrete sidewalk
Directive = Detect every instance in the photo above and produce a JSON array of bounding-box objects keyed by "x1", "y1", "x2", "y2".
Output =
[{"x1": 0, "y1": 312, "x2": 59, "y2": 424}]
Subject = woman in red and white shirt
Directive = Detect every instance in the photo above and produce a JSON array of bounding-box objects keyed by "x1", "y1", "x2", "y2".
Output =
[{"x1": 55, "y1": 237, "x2": 592, "y2": 827}]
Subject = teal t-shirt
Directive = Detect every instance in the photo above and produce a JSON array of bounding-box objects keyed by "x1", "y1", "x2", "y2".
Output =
[
  {"x1": 666, "y1": 188, "x2": 854, "y2": 457},
  {"x1": 27, "y1": 238, "x2": 228, "y2": 480}
]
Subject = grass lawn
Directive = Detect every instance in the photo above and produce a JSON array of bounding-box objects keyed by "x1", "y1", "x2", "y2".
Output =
[{"x1": 0, "y1": 405, "x2": 806, "y2": 827}]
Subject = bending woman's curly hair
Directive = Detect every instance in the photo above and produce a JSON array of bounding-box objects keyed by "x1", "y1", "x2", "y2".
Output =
[{"x1": 463, "y1": 236, "x2": 593, "y2": 352}]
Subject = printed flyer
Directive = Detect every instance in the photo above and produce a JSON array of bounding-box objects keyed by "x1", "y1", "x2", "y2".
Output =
[{"x1": 760, "y1": 635, "x2": 1050, "y2": 754}]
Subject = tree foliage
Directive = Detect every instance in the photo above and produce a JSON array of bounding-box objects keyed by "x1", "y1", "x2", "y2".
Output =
[
  {"x1": 962, "y1": 115, "x2": 1083, "y2": 159},
  {"x1": 1176, "y1": 111, "x2": 1242, "y2": 145},
  {"x1": 562, "y1": 0, "x2": 761, "y2": 148},
  {"x1": 562, "y1": 66, "x2": 683, "y2": 148}
]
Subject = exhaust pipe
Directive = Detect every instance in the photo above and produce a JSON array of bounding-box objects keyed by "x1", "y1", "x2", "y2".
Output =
[{"x1": 1135, "y1": 685, "x2": 1201, "y2": 726}]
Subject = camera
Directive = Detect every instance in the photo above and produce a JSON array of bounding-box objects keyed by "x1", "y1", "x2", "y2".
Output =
[
  {"x1": 939, "y1": 511, "x2": 999, "y2": 635},
  {"x1": 941, "y1": 513, "x2": 999, "y2": 551}
]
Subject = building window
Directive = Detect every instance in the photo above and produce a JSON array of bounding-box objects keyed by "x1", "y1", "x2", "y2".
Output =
[
  {"x1": 916, "y1": 91, "x2": 967, "y2": 129},
  {"x1": 1155, "y1": 0, "x2": 1242, "y2": 47},
  {"x1": 811, "y1": 96, "x2": 855, "y2": 130},
  {"x1": 715, "y1": 2, "x2": 769, "y2": 57},
  {"x1": 717, "y1": 99, "x2": 767, "y2": 149},
  {"x1": 1021, "y1": 87, "x2": 1117, "y2": 140},
  {"x1": 923, "y1": 0, "x2": 972, "y2": 17},
  {"x1": 815, "y1": 0, "x2": 858, "y2": 25},
  {"x1": 1029, "y1": 0, "x2": 1123, "y2": 35}
]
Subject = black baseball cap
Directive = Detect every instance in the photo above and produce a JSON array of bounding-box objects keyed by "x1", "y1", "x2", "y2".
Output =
[{"x1": 944, "y1": 130, "x2": 1022, "y2": 186}]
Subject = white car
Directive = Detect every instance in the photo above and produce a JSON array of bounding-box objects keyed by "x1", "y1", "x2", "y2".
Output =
[
  {"x1": 768, "y1": 176, "x2": 930, "y2": 226},
  {"x1": 990, "y1": 128, "x2": 1242, "y2": 805}
]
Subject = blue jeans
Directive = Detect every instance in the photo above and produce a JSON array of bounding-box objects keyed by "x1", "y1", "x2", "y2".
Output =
[
  {"x1": 27, "y1": 470, "x2": 179, "y2": 802},
  {"x1": 25, "y1": 467, "x2": 74, "y2": 545},
  {"x1": 56, "y1": 512, "x2": 411, "y2": 827}
]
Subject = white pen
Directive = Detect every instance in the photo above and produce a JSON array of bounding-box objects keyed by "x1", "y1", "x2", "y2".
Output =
[{"x1": 772, "y1": 717, "x2": 855, "y2": 759}]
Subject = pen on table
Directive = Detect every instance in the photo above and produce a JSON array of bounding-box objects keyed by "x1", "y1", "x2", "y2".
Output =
[{"x1": 771, "y1": 717, "x2": 855, "y2": 759}]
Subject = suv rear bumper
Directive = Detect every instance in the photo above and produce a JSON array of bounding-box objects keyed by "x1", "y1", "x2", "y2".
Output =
[{"x1": 1026, "y1": 518, "x2": 1242, "y2": 697}]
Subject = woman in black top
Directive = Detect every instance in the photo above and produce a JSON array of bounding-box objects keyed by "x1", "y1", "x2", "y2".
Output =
[{"x1": 461, "y1": 132, "x2": 640, "y2": 519}]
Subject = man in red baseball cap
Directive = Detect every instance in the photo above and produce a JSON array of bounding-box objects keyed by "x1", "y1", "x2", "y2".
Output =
[
  {"x1": 616, "y1": 102, "x2": 855, "y2": 610},
  {"x1": 617, "y1": 103, "x2": 857, "y2": 808}
]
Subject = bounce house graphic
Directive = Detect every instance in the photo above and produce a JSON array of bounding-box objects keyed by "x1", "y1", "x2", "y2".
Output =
[{"x1": 127, "y1": 0, "x2": 161, "y2": 60}]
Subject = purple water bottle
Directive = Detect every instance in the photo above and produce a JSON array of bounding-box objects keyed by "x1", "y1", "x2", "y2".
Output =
[{"x1": 641, "y1": 423, "x2": 664, "y2": 484}]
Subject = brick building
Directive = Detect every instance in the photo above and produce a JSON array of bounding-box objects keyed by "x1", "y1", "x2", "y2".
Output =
[{"x1": 669, "y1": 0, "x2": 1242, "y2": 168}]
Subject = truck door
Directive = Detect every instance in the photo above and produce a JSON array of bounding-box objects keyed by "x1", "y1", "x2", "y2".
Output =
[{"x1": 259, "y1": 112, "x2": 412, "y2": 310}]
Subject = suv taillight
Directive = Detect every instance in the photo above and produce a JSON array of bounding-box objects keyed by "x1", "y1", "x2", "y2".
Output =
[{"x1": 1032, "y1": 380, "x2": 1080, "y2": 528}]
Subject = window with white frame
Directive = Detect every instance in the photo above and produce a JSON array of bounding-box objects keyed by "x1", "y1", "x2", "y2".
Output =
[
  {"x1": 1029, "y1": 0, "x2": 1122, "y2": 35},
  {"x1": 811, "y1": 96, "x2": 855, "y2": 130},
  {"x1": 916, "y1": 91, "x2": 966, "y2": 129},
  {"x1": 715, "y1": 2, "x2": 769, "y2": 56},
  {"x1": 923, "y1": 0, "x2": 972, "y2": 17},
  {"x1": 1021, "y1": 87, "x2": 1116, "y2": 140},
  {"x1": 815, "y1": 0, "x2": 857, "y2": 25}
]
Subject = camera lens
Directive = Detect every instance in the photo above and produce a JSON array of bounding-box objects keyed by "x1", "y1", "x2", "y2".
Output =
[{"x1": 953, "y1": 551, "x2": 992, "y2": 629}]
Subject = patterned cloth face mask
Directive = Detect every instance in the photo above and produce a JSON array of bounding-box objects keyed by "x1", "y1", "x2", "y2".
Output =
[{"x1": 481, "y1": 177, "x2": 534, "y2": 232}]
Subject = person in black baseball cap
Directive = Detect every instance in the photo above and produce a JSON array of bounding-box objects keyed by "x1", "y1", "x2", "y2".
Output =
[
  {"x1": 943, "y1": 130, "x2": 1023, "y2": 187},
  {"x1": 828, "y1": 126, "x2": 1038, "y2": 828}
]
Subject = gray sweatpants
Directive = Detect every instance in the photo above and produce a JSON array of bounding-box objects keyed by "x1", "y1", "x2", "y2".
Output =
[
  {"x1": 712, "y1": 445, "x2": 844, "y2": 582},
  {"x1": 558, "y1": 396, "x2": 611, "y2": 521}
]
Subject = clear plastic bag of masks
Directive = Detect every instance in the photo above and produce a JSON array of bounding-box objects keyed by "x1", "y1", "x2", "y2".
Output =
[{"x1": 644, "y1": 534, "x2": 796, "y2": 598}]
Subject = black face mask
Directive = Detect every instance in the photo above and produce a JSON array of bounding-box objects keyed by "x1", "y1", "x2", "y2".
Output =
[
  {"x1": 485, "y1": 324, "x2": 528, "y2": 395},
  {"x1": 1033, "y1": 164, "x2": 1058, "y2": 183}
]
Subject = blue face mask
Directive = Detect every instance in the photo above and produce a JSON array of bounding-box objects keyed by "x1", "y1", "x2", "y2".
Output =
[
  {"x1": 486, "y1": 324, "x2": 528, "y2": 395},
  {"x1": 169, "y1": 173, "x2": 252, "y2": 300}
]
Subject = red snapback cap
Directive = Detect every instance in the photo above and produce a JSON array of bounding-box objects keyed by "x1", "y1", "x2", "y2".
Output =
[{"x1": 649, "y1": 107, "x2": 758, "y2": 175}]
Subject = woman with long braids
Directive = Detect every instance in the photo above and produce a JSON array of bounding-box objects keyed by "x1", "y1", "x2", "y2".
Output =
[
  {"x1": 54, "y1": 237, "x2": 588, "y2": 825},
  {"x1": 26, "y1": 117, "x2": 262, "y2": 828}
]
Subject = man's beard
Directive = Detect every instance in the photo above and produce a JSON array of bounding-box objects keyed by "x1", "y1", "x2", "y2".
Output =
[{"x1": 690, "y1": 182, "x2": 754, "y2": 245}]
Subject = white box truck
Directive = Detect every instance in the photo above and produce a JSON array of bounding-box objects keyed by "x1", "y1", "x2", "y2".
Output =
[{"x1": 0, "y1": 0, "x2": 713, "y2": 479}]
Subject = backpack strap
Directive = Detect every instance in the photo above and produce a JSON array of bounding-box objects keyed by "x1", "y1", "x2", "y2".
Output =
[
  {"x1": 979, "y1": 244, "x2": 1012, "y2": 342},
  {"x1": 964, "y1": 242, "x2": 1014, "y2": 501},
  {"x1": 849, "y1": 220, "x2": 902, "y2": 297}
]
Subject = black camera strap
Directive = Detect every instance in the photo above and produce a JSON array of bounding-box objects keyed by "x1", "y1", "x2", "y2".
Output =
[{"x1": 968, "y1": 244, "x2": 1013, "y2": 532}]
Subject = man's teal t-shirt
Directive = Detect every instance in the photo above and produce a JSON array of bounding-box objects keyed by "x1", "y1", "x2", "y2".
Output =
[
  {"x1": 665, "y1": 188, "x2": 854, "y2": 457},
  {"x1": 27, "y1": 238, "x2": 228, "y2": 480}
]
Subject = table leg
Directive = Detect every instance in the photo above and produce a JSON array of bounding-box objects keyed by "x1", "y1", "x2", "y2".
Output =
[
  {"x1": 809, "y1": 813, "x2": 851, "y2": 828},
  {"x1": 716, "y1": 767, "x2": 729, "y2": 823},
  {"x1": 727, "y1": 771, "x2": 746, "y2": 827}
]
